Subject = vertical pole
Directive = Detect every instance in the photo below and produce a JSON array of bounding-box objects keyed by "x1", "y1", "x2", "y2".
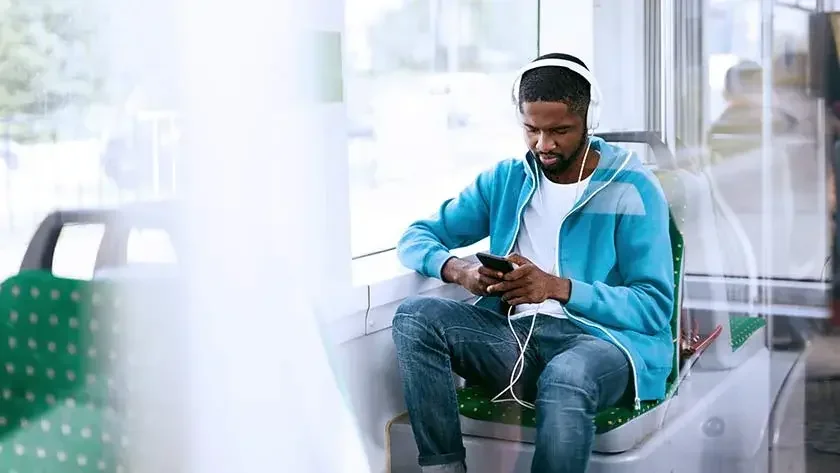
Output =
[
  {"x1": 760, "y1": 0, "x2": 775, "y2": 467},
  {"x1": 660, "y1": 0, "x2": 676, "y2": 153},
  {"x1": 816, "y1": 0, "x2": 829, "y2": 293},
  {"x1": 760, "y1": 0, "x2": 774, "y2": 340},
  {"x1": 645, "y1": 0, "x2": 656, "y2": 135}
]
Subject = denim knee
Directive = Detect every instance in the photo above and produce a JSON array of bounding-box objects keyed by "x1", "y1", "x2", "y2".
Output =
[
  {"x1": 392, "y1": 296, "x2": 446, "y2": 346},
  {"x1": 537, "y1": 359, "x2": 597, "y2": 407}
]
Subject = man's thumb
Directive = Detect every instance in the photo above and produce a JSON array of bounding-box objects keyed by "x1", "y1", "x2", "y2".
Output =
[{"x1": 507, "y1": 253, "x2": 530, "y2": 266}]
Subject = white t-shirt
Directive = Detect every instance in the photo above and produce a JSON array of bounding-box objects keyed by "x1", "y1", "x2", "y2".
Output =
[{"x1": 511, "y1": 170, "x2": 591, "y2": 319}]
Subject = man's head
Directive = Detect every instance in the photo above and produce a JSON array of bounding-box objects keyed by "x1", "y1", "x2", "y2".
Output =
[
  {"x1": 515, "y1": 53, "x2": 595, "y2": 178},
  {"x1": 723, "y1": 60, "x2": 762, "y2": 104}
]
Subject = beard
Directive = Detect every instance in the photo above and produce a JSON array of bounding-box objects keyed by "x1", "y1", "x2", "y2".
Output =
[{"x1": 535, "y1": 133, "x2": 588, "y2": 177}]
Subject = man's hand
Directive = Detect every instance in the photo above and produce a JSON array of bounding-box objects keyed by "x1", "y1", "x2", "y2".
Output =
[
  {"x1": 441, "y1": 257, "x2": 504, "y2": 296},
  {"x1": 487, "y1": 254, "x2": 571, "y2": 306}
]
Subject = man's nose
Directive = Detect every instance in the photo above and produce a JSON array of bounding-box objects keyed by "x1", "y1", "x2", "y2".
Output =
[{"x1": 536, "y1": 133, "x2": 555, "y2": 153}]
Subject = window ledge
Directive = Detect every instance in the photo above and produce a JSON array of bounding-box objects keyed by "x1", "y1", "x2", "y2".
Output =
[
  {"x1": 356, "y1": 245, "x2": 484, "y2": 335},
  {"x1": 324, "y1": 244, "x2": 486, "y2": 344},
  {"x1": 363, "y1": 262, "x2": 473, "y2": 335},
  {"x1": 352, "y1": 240, "x2": 488, "y2": 287}
]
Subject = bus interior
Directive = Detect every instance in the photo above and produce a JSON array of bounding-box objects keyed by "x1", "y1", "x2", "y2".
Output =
[{"x1": 0, "y1": 0, "x2": 839, "y2": 472}]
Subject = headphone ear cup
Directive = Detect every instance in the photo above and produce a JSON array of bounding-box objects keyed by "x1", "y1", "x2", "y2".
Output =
[
  {"x1": 588, "y1": 101, "x2": 600, "y2": 131},
  {"x1": 511, "y1": 80, "x2": 519, "y2": 106}
]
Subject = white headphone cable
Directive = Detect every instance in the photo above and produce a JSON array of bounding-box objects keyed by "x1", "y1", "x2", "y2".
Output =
[{"x1": 490, "y1": 138, "x2": 591, "y2": 410}]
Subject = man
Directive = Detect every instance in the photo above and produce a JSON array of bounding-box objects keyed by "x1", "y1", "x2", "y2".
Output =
[
  {"x1": 707, "y1": 59, "x2": 798, "y2": 160},
  {"x1": 391, "y1": 53, "x2": 675, "y2": 473}
]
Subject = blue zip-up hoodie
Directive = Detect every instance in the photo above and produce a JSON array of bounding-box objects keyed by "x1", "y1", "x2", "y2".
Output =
[{"x1": 397, "y1": 136, "x2": 675, "y2": 407}]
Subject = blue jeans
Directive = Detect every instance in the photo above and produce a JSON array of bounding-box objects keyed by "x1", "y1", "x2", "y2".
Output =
[{"x1": 392, "y1": 296, "x2": 630, "y2": 473}]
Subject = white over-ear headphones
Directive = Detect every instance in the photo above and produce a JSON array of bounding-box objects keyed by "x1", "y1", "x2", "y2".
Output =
[{"x1": 511, "y1": 58, "x2": 603, "y2": 133}]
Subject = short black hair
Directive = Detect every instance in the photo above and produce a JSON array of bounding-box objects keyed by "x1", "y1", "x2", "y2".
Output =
[{"x1": 518, "y1": 53, "x2": 591, "y2": 117}]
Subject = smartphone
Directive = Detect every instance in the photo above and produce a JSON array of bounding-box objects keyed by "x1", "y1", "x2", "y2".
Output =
[{"x1": 476, "y1": 252, "x2": 515, "y2": 274}]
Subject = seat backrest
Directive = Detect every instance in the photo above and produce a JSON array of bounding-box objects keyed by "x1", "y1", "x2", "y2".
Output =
[
  {"x1": 0, "y1": 270, "x2": 116, "y2": 436},
  {"x1": 654, "y1": 171, "x2": 686, "y2": 393},
  {"x1": 595, "y1": 133, "x2": 685, "y2": 395},
  {"x1": 666, "y1": 212, "x2": 684, "y2": 389}
]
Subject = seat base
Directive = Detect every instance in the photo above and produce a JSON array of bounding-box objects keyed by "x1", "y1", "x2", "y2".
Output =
[
  {"x1": 455, "y1": 384, "x2": 672, "y2": 454},
  {"x1": 458, "y1": 399, "x2": 671, "y2": 454}
]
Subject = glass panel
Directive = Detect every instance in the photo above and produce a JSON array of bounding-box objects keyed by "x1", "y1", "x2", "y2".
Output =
[
  {"x1": 700, "y1": 0, "x2": 827, "y2": 283},
  {"x1": 345, "y1": 0, "x2": 538, "y2": 257},
  {"x1": 675, "y1": 1, "x2": 835, "y2": 471},
  {"x1": 593, "y1": 0, "x2": 652, "y2": 160},
  {"x1": 126, "y1": 228, "x2": 177, "y2": 264}
]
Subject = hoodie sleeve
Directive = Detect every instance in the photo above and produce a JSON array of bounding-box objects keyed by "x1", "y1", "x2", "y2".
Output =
[
  {"x1": 565, "y1": 172, "x2": 675, "y2": 335},
  {"x1": 396, "y1": 166, "x2": 497, "y2": 279}
]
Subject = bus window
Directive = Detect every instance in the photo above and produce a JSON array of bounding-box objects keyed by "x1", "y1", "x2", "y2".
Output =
[
  {"x1": 126, "y1": 228, "x2": 177, "y2": 265},
  {"x1": 51, "y1": 223, "x2": 106, "y2": 280}
]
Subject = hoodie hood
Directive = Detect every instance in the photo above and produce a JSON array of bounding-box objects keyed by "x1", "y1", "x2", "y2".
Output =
[{"x1": 522, "y1": 135, "x2": 636, "y2": 202}]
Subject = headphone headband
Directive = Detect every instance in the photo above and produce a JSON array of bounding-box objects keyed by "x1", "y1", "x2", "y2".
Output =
[{"x1": 511, "y1": 58, "x2": 602, "y2": 132}]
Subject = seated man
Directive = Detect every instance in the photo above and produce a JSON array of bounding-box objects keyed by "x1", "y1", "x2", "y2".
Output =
[
  {"x1": 707, "y1": 59, "x2": 797, "y2": 159},
  {"x1": 392, "y1": 52, "x2": 675, "y2": 473}
]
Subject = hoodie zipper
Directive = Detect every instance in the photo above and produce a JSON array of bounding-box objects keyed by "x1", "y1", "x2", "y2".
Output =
[
  {"x1": 503, "y1": 163, "x2": 538, "y2": 256},
  {"x1": 556, "y1": 151, "x2": 641, "y2": 410},
  {"x1": 565, "y1": 312, "x2": 642, "y2": 410},
  {"x1": 474, "y1": 163, "x2": 537, "y2": 306}
]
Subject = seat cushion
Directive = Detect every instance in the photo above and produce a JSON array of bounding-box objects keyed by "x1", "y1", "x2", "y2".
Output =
[
  {"x1": 456, "y1": 318, "x2": 767, "y2": 437},
  {"x1": 0, "y1": 398, "x2": 123, "y2": 472},
  {"x1": 457, "y1": 386, "x2": 666, "y2": 434}
]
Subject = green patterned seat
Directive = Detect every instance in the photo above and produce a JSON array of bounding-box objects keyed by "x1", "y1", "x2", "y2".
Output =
[
  {"x1": 0, "y1": 400, "x2": 124, "y2": 472},
  {"x1": 0, "y1": 270, "x2": 124, "y2": 472},
  {"x1": 457, "y1": 212, "x2": 685, "y2": 441},
  {"x1": 729, "y1": 315, "x2": 766, "y2": 351},
  {"x1": 457, "y1": 384, "x2": 670, "y2": 434}
]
